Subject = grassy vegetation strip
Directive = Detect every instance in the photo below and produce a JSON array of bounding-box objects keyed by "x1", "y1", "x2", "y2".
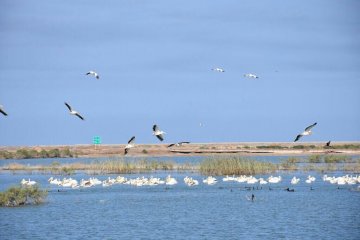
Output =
[
  {"x1": 0, "y1": 185, "x2": 47, "y2": 207},
  {"x1": 1, "y1": 158, "x2": 198, "y2": 174},
  {"x1": 200, "y1": 156, "x2": 277, "y2": 176},
  {"x1": 0, "y1": 148, "x2": 75, "y2": 159}
]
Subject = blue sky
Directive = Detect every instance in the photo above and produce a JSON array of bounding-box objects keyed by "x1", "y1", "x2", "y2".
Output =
[{"x1": 0, "y1": 0, "x2": 359, "y2": 146}]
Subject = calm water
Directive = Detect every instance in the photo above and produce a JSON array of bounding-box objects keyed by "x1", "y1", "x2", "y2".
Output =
[{"x1": 0, "y1": 157, "x2": 359, "y2": 239}]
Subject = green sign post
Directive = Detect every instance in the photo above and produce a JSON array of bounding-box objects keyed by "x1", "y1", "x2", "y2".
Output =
[{"x1": 93, "y1": 136, "x2": 102, "y2": 149}]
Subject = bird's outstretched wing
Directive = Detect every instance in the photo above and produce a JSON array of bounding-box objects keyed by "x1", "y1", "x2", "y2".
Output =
[
  {"x1": 305, "y1": 122, "x2": 317, "y2": 132},
  {"x1": 294, "y1": 134, "x2": 302, "y2": 142},
  {"x1": 167, "y1": 143, "x2": 175, "y2": 148},
  {"x1": 153, "y1": 124, "x2": 159, "y2": 132},
  {"x1": 326, "y1": 141, "x2": 331, "y2": 147},
  {"x1": 75, "y1": 113, "x2": 85, "y2": 120},
  {"x1": 179, "y1": 141, "x2": 190, "y2": 145},
  {"x1": 128, "y1": 136, "x2": 135, "y2": 144},
  {"x1": 64, "y1": 102, "x2": 72, "y2": 111},
  {"x1": 0, "y1": 108, "x2": 8, "y2": 116},
  {"x1": 124, "y1": 148, "x2": 129, "y2": 155},
  {"x1": 156, "y1": 134, "x2": 164, "y2": 141}
]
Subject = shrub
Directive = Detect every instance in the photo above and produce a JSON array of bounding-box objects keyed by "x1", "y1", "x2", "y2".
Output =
[{"x1": 0, "y1": 185, "x2": 47, "y2": 207}]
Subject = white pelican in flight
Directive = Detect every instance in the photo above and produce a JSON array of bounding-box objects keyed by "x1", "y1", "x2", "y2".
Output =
[
  {"x1": 0, "y1": 105, "x2": 8, "y2": 116},
  {"x1": 244, "y1": 73, "x2": 259, "y2": 79},
  {"x1": 212, "y1": 67, "x2": 225, "y2": 73},
  {"x1": 153, "y1": 124, "x2": 165, "y2": 141},
  {"x1": 167, "y1": 141, "x2": 190, "y2": 148},
  {"x1": 64, "y1": 102, "x2": 85, "y2": 120},
  {"x1": 294, "y1": 122, "x2": 317, "y2": 142},
  {"x1": 124, "y1": 136, "x2": 135, "y2": 155},
  {"x1": 86, "y1": 71, "x2": 100, "y2": 79}
]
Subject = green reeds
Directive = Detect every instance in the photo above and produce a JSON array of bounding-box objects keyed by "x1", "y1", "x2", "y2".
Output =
[{"x1": 199, "y1": 155, "x2": 277, "y2": 176}]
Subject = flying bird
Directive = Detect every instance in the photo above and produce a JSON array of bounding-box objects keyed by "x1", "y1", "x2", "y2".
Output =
[
  {"x1": 64, "y1": 102, "x2": 85, "y2": 120},
  {"x1": 124, "y1": 136, "x2": 135, "y2": 155},
  {"x1": 153, "y1": 124, "x2": 165, "y2": 141},
  {"x1": 0, "y1": 105, "x2": 8, "y2": 116},
  {"x1": 211, "y1": 67, "x2": 225, "y2": 73},
  {"x1": 167, "y1": 142, "x2": 190, "y2": 148},
  {"x1": 244, "y1": 73, "x2": 259, "y2": 79},
  {"x1": 294, "y1": 122, "x2": 317, "y2": 142},
  {"x1": 86, "y1": 71, "x2": 100, "y2": 79},
  {"x1": 325, "y1": 141, "x2": 331, "y2": 147}
]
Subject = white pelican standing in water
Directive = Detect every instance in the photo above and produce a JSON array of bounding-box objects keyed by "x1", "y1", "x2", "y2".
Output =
[
  {"x1": 64, "y1": 102, "x2": 85, "y2": 120},
  {"x1": 291, "y1": 176, "x2": 300, "y2": 185},
  {"x1": 86, "y1": 71, "x2": 100, "y2": 79},
  {"x1": 294, "y1": 122, "x2": 317, "y2": 142},
  {"x1": 124, "y1": 136, "x2": 135, "y2": 155},
  {"x1": 153, "y1": 124, "x2": 165, "y2": 141},
  {"x1": 0, "y1": 105, "x2": 8, "y2": 116}
]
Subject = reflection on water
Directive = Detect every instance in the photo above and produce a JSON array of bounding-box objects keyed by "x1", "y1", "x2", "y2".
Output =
[{"x1": 0, "y1": 161, "x2": 359, "y2": 239}]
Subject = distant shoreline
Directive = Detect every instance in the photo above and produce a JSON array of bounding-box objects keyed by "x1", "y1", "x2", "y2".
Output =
[{"x1": 1, "y1": 142, "x2": 360, "y2": 159}]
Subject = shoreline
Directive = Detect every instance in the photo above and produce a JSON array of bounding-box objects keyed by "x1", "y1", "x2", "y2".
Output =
[{"x1": 1, "y1": 142, "x2": 360, "y2": 159}]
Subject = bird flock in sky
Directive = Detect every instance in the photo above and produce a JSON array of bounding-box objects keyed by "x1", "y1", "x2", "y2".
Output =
[{"x1": 0, "y1": 69, "x2": 326, "y2": 151}]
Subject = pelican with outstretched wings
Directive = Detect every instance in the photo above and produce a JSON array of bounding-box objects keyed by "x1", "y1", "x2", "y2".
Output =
[
  {"x1": 124, "y1": 136, "x2": 135, "y2": 155},
  {"x1": 64, "y1": 102, "x2": 85, "y2": 120},
  {"x1": 0, "y1": 105, "x2": 8, "y2": 116},
  {"x1": 153, "y1": 124, "x2": 165, "y2": 141},
  {"x1": 86, "y1": 71, "x2": 100, "y2": 79},
  {"x1": 294, "y1": 122, "x2": 317, "y2": 142},
  {"x1": 167, "y1": 142, "x2": 190, "y2": 148}
]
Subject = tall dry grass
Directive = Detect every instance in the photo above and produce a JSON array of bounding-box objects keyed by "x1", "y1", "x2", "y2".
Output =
[{"x1": 200, "y1": 155, "x2": 277, "y2": 176}]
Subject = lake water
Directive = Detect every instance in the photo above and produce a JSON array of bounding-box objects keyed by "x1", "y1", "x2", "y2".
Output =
[{"x1": 0, "y1": 157, "x2": 359, "y2": 239}]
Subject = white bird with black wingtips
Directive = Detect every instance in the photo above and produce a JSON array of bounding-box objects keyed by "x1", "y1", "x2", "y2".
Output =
[
  {"x1": 244, "y1": 73, "x2": 259, "y2": 79},
  {"x1": 294, "y1": 122, "x2": 317, "y2": 142},
  {"x1": 167, "y1": 142, "x2": 190, "y2": 148},
  {"x1": 211, "y1": 67, "x2": 225, "y2": 73},
  {"x1": 86, "y1": 71, "x2": 100, "y2": 79},
  {"x1": 153, "y1": 124, "x2": 165, "y2": 141},
  {"x1": 124, "y1": 136, "x2": 135, "y2": 155},
  {"x1": 0, "y1": 105, "x2": 8, "y2": 116},
  {"x1": 64, "y1": 102, "x2": 85, "y2": 120}
]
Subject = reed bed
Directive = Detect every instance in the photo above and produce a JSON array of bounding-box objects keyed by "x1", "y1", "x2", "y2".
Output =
[
  {"x1": 1, "y1": 158, "x2": 197, "y2": 174},
  {"x1": 199, "y1": 155, "x2": 277, "y2": 176}
]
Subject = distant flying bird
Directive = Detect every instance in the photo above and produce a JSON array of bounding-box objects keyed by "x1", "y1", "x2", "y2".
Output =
[
  {"x1": 0, "y1": 105, "x2": 8, "y2": 116},
  {"x1": 124, "y1": 136, "x2": 135, "y2": 155},
  {"x1": 325, "y1": 141, "x2": 331, "y2": 147},
  {"x1": 153, "y1": 124, "x2": 165, "y2": 141},
  {"x1": 86, "y1": 71, "x2": 100, "y2": 79},
  {"x1": 294, "y1": 122, "x2": 317, "y2": 142},
  {"x1": 64, "y1": 102, "x2": 85, "y2": 120},
  {"x1": 167, "y1": 142, "x2": 190, "y2": 148},
  {"x1": 212, "y1": 67, "x2": 225, "y2": 73},
  {"x1": 244, "y1": 73, "x2": 259, "y2": 79}
]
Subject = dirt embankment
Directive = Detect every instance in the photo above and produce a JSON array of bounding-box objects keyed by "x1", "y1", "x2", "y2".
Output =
[{"x1": 1, "y1": 142, "x2": 360, "y2": 159}]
